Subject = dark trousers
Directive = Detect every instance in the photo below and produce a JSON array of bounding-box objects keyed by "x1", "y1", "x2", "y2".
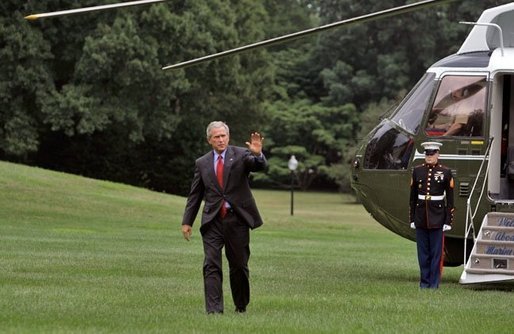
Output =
[
  {"x1": 201, "y1": 211, "x2": 250, "y2": 313},
  {"x1": 416, "y1": 228, "x2": 443, "y2": 288}
]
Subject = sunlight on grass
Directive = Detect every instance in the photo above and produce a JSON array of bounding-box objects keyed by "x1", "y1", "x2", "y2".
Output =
[{"x1": 1, "y1": 161, "x2": 513, "y2": 333}]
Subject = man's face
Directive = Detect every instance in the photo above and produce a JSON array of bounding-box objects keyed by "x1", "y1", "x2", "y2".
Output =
[
  {"x1": 451, "y1": 89, "x2": 464, "y2": 100},
  {"x1": 424, "y1": 151, "x2": 439, "y2": 165},
  {"x1": 208, "y1": 127, "x2": 229, "y2": 154}
]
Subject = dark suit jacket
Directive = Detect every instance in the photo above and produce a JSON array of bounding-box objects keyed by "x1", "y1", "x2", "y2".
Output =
[{"x1": 182, "y1": 145, "x2": 267, "y2": 232}]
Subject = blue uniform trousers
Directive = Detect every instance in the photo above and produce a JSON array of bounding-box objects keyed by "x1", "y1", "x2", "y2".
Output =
[{"x1": 415, "y1": 228, "x2": 443, "y2": 288}]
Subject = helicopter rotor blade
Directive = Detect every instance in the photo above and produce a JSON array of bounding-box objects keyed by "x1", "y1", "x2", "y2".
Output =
[
  {"x1": 24, "y1": 0, "x2": 166, "y2": 21},
  {"x1": 162, "y1": 0, "x2": 457, "y2": 71}
]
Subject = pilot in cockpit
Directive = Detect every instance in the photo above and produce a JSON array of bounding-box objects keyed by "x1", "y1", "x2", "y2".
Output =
[{"x1": 426, "y1": 82, "x2": 485, "y2": 137}]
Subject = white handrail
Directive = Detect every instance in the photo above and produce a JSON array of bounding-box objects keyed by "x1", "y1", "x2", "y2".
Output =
[{"x1": 463, "y1": 137, "x2": 494, "y2": 266}]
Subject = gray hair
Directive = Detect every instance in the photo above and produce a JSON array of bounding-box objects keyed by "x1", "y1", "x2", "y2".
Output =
[{"x1": 206, "y1": 121, "x2": 229, "y2": 139}]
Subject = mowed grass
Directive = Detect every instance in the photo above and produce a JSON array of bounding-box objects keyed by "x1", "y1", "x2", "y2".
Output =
[{"x1": 0, "y1": 160, "x2": 513, "y2": 334}]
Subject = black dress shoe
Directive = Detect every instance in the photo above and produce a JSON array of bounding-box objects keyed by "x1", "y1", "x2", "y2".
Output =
[
  {"x1": 235, "y1": 307, "x2": 246, "y2": 313},
  {"x1": 207, "y1": 310, "x2": 223, "y2": 315}
]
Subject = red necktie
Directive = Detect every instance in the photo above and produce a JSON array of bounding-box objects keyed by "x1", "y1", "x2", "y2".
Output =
[{"x1": 216, "y1": 155, "x2": 227, "y2": 218}]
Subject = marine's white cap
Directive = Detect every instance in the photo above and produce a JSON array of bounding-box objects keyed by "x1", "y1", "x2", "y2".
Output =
[{"x1": 421, "y1": 141, "x2": 442, "y2": 153}]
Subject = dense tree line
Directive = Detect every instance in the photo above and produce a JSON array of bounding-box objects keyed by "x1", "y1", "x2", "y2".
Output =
[
  {"x1": 1, "y1": 0, "x2": 511, "y2": 195},
  {"x1": 2, "y1": 0, "x2": 273, "y2": 194}
]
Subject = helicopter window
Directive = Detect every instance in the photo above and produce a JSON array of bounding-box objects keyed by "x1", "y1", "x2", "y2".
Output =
[
  {"x1": 426, "y1": 75, "x2": 486, "y2": 137},
  {"x1": 390, "y1": 73, "x2": 436, "y2": 134},
  {"x1": 363, "y1": 121, "x2": 413, "y2": 170}
]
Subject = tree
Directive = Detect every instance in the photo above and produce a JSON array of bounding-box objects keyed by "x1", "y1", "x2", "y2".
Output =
[
  {"x1": 0, "y1": 4, "x2": 54, "y2": 158},
  {"x1": 3, "y1": 0, "x2": 511, "y2": 195},
  {"x1": 261, "y1": 99, "x2": 358, "y2": 190},
  {"x1": 1, "y1": 1, "x2": 275, "y2": 195}
]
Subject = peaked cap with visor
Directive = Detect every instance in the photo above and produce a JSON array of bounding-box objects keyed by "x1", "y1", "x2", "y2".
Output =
[{"x1": 421, "y1": 141, "x2": 442, "y2": 155}]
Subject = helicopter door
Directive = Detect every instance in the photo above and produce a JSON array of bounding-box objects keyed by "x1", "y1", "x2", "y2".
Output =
[{"x1": 495, "y1": 74, "x2": 514, "y2": 200}]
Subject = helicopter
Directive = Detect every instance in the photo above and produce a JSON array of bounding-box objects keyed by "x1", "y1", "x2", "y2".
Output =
[
  {"x1": 25, "y1": 1, "x2": 514, "y2": 283},
  {"x1": 351, "y1": 2, "x2": 514, "y2": 283}
]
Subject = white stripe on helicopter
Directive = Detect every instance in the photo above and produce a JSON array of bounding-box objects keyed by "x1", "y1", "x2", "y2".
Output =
[{"x1": 413, "y1": 149, "x2": 487, "y2": 162}]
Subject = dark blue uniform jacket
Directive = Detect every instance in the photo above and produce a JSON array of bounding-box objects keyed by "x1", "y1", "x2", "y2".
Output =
[{"x1": 409, "y1": 163, "x2": 455, "y2": 229}]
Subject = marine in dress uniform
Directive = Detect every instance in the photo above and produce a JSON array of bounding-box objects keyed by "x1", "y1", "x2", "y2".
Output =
[{"x1": 409, "y1": 142, "x2": 455, "y2": 288}]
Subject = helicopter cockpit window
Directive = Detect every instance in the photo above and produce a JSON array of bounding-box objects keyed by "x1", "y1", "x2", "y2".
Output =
[
  {"x1": 425, "y1": 75, "x2": 486, "y2": 137},
  {"x1": 363, "y1": 121, "x2": 413, "y2": 170},
  {"x1": 390, "y1": 73, "x2": 435, "y2": 134},
  {"x1": 362, "y1": 74, "x2": 435, "y2": 170}
]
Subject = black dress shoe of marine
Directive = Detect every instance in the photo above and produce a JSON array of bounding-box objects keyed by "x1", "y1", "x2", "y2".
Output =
[{"x1": 235, "y1": 307, "x2": 246, "y2": 313}]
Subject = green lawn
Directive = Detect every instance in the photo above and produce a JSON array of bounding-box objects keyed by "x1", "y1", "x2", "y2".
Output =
[{"x1": 0, "y1": 160, "x2": 512, "y2": 333}]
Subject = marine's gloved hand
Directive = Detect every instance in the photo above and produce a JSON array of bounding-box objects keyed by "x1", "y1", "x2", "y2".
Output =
[
  {"x1": 443, "y1": 224, "x2": 452, "y2": 232},
  {"x1": 410, "y1": 222, "x2": 416, "y2": 229}
]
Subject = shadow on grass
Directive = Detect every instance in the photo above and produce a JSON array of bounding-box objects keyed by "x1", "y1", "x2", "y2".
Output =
[{"x1": 462, "y1": 282, "x2": 514, "y2": 292}]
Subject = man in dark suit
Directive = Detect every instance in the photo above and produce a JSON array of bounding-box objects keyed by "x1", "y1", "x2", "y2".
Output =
[
  {"x1": 181, "y1": 121, "x2": 267, "y2": 314},
  {"x1": 409, "y1": 141, "x2": 455, "y2": 288}
]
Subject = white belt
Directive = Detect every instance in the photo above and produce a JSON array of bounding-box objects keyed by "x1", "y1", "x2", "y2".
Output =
[{"x1": 418, "y1": 194, "x2": 445, "y2": 201}]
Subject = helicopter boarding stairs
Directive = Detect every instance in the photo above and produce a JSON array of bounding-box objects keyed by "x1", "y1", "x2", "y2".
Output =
[
  {"x1": 460, "y1": 212, "x2": 514, "y2": 284},
  {"x1": 459, "y1": 142, "x2": 514, "y2": 284}
]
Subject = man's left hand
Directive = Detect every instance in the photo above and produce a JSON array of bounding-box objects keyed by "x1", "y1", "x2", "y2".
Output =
[
  {"x1": 245, "y1": 132, "x2": 264, "y2": 156},
  {"x1": 443, "y1": 224, "x2": 452, "y2": 232}
]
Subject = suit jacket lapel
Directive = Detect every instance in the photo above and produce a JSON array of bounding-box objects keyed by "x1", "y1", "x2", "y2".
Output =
[
  {"x1": 204, "y1": 152, "x2": 220, "y2": 191},
  {"x1": 223, "y1": 146, "x2": 234, "y2": 188}
]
